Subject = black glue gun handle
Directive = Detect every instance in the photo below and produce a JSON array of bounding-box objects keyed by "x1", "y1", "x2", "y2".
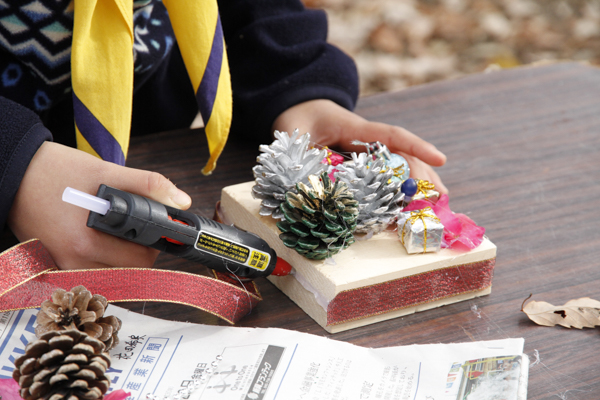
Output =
[{"x1": 86, "y1": 185, "x2": 277, "y2": 279}]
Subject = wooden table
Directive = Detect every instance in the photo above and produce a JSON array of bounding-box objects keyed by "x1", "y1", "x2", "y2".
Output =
[{"x1": 3, "y1": 62, "x2": 600, "y2": 399}]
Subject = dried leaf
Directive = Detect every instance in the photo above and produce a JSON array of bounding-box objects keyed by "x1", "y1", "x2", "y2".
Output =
[{"x1": 521, "y1": 294, "x2": 600, "y2": 329}]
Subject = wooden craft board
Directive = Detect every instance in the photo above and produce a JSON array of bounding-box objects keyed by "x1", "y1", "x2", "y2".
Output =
[{"x1": 221, "y1": 181, "x2": 497, "y2": 333}]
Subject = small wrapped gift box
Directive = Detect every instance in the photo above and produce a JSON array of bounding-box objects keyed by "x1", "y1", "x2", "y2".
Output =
[
  {"x1": 397, "y1": 207, "x2": 444, "y2": 254},
  {"x1": 410, "y1": 179, "x2": 440, "y2": 203}
]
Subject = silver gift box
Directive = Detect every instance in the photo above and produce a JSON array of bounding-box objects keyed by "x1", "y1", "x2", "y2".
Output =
[
  {"x1": 397, "y1": 207, "x2": 443, "y2": 254},
  {"x1": 411, "y1": 189, "x2": 440, "y2": 203},
  {"x1": 410, "y1": 180, "x2": 440, "y2": 203}
]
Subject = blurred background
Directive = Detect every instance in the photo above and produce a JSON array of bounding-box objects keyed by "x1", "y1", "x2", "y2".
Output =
[{"x1": 302, "y1": 0, "x2": 600, "y2": 95}]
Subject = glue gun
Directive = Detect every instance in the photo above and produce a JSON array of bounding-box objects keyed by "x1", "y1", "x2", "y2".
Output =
[{"x1": 62, "y1": 185, "x2": 293, "y2": 280}]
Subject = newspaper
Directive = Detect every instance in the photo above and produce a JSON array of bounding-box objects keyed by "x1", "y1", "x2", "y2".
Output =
[{"x1": 0, "y1": 306, "x2": 527, "y2": 400}]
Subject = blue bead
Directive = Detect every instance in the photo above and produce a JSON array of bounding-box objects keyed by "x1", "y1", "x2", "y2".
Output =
[{"x1": 401, "y1": 178, "x2": 418, "y2": 197}]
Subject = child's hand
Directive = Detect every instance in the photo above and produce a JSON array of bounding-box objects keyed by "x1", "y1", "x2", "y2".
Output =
[
  {"x1": 7, "y1": 142, "x2": 192, "y2": 270},
  {"x1": 273, "y1": 99, "x2": 448, "y2": 194}
]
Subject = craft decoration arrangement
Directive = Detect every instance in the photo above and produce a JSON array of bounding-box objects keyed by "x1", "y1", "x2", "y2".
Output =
[
  {"x1": 253, "y1": 130, "x2": 486, "y2": 258},
  {"x1": 11, "y1": 286, "x2": 121, "y2": 400}
]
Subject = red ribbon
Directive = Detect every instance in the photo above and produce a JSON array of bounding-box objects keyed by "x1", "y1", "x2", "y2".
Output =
[{"x1": 0, "y1": 239, "x2": 260, "y2": 324}]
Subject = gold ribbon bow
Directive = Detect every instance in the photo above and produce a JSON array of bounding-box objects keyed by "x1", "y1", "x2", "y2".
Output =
[
  {"x1": 374, "y1": 164, "x2": 405, "y2": 184},
  {"x1": 416, "y1": 179, "x2": 436, "y2": 197},
  {"x1": 401, "y1": 207, "x2": 440, "y2": 252}
]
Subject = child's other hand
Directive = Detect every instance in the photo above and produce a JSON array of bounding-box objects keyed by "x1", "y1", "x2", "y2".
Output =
[
  {"x1": 273, "y1": 99, "x2": 448, "y2": 194},
  {"x1": 7, "y1": 142, "x2": 192, "y2": 270}
]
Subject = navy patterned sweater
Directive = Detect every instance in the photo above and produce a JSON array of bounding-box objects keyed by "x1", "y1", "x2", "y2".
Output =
[{"x1": 0, "y1": 0, "x2": 359, "y2": 231}]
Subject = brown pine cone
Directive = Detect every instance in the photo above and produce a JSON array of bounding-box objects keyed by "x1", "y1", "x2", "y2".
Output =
[
  {"x1": 35, "y1": 286, "x2": 121, "y2": 351},
  {"x1": 13, "y1": 329, "x2": 111, "y2": 400}
]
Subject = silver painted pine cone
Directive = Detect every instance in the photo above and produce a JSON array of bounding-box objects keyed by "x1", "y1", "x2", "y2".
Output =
[
  {"x1": 335, "y1": 152, "x2": 404, "y2": 234},
  {"x1": 252, "y1": 129, "x2": 327, "y2": 219}
]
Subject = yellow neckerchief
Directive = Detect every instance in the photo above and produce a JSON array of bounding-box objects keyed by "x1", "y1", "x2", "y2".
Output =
[{"x1": 71, "y1": 0, "x2": 231, "y2": 175}]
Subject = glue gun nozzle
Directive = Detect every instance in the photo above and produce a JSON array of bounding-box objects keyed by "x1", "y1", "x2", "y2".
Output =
[{"x1": 272, "y1": 257, "x2": 294, "y2": 276}]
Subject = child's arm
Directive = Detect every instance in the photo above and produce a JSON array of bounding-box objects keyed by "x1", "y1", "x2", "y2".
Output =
[
  {"x1": 1, "y1": 97, "x2": 192, "y2": 270},
  {"x1": 7, "y1": 141, "x2": 192, "y2": 270},
  {"x1": 273, "y1": 99, "x2": 448, "y2": 193}
]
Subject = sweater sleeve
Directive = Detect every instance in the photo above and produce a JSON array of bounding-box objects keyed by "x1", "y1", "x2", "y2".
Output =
[
  {"x1": 218, "y1": 0, "x2": 359, "y2": 142},
  {"x1": 0, "y1": 96, "x2": 53, "y2": 230}
]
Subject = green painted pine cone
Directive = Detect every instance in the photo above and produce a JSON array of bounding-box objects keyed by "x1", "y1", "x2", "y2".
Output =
[{"x1": 277, "y1": 172, "x2": 359, "y2": 259}]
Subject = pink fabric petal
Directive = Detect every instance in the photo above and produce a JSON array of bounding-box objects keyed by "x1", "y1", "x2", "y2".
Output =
[
  {"x1": 450, "y1": 213, "x2": 486, "y2": 250},
  {"x1": 328, "y1": 168, "x2": 338, "y2": 182},
  {"x1": 322, "y1": 152, "x2": 345, "y2": 166},
  {"x1": 0, "y1": 378, "x2": 21, "y2": 400},
  {"x1": 329, "y1": 153, "x2": 345, "y2": 166},
  {"x1": 105, "y1": 390, "x2": 132, "y2": 400},
  {"x1": 403, "y1": 198, "x2": 436, "y2": 212},
  {"x1": 0, "y1": 379, "x2": 133, "y2": 400}
]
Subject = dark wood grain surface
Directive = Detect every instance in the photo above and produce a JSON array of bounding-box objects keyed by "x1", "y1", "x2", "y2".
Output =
[{"x1": 3, "y1": 62, "x2": 600, "y2": 399}]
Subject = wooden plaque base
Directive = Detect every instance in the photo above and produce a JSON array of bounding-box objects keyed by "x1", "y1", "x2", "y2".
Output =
[{"x1": 221, "y1": 182, "x2": 496, "y2": 333}]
